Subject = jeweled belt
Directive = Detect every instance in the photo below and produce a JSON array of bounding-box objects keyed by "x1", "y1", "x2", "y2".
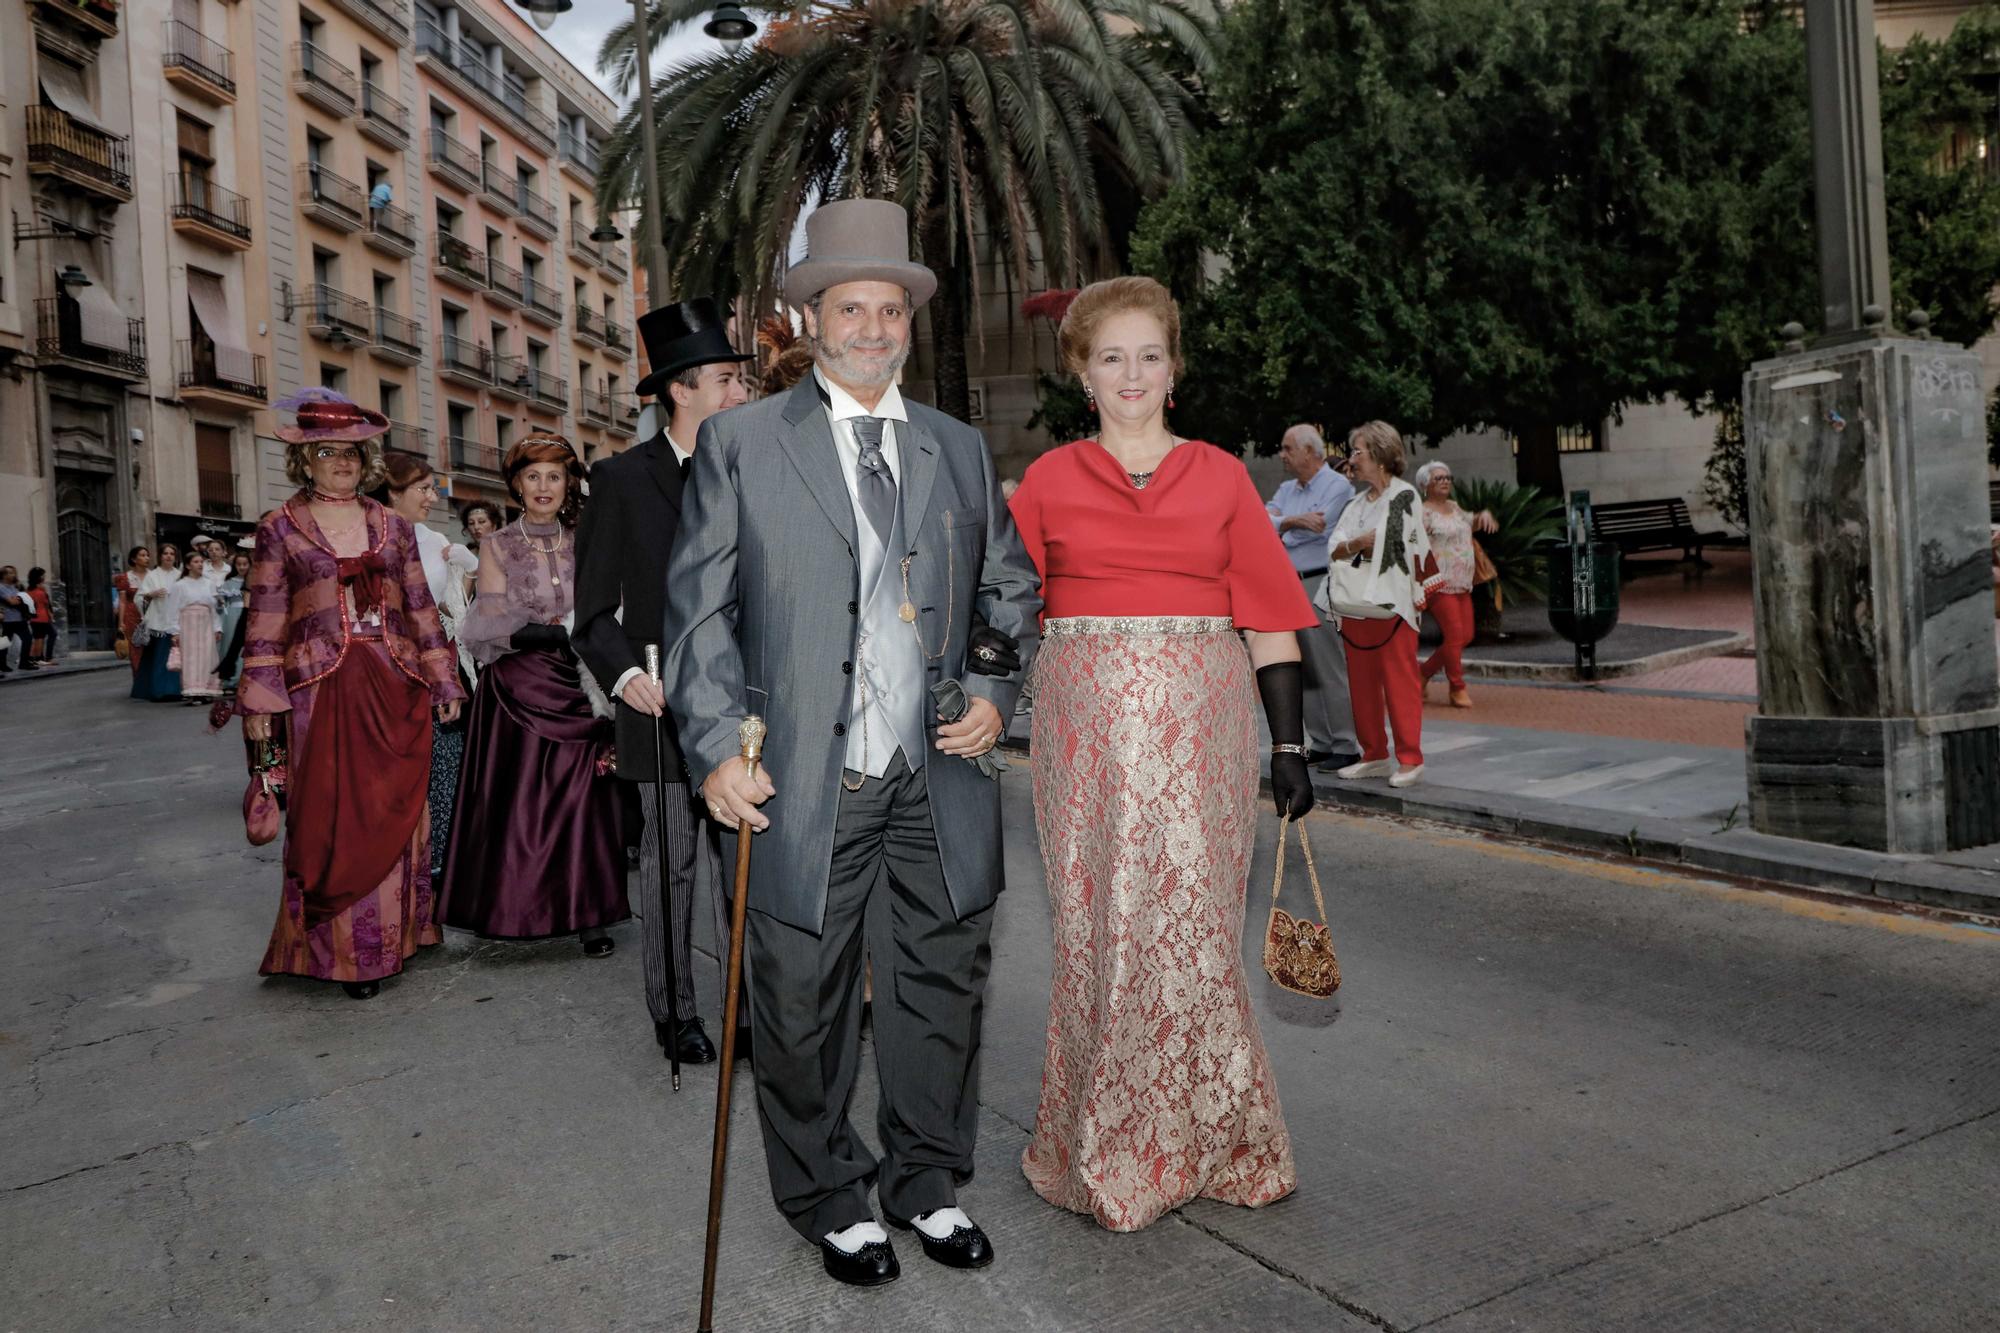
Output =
[{"x1": 1042, "y1": 615, "x2": 1234, "y2": 636}]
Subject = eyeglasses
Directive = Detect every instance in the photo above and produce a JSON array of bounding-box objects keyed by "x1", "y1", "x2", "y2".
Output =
[{"x1": 312, "y1": 446, "x2": 364, "y2": 462}]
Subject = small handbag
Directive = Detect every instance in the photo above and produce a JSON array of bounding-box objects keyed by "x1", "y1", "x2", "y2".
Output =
[
  {"x1": 242, "y1": 736, "x2": 287, "y2": 846},
  {"x1": 1263, "y1": 815, "x2": 1341, "y2": 999},
  {"x1": 1472, "y1": 537, "x2": 1499, "y2": 586},
  {"x1": 166, "y1": 641, "x2": 183, "y2": 672}
]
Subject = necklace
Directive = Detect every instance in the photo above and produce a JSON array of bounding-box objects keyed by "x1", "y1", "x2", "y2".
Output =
[
  {"x1": 519, "y1": 522, "x2": 567, "y2": 587},
  {"x1": 310, "y1": 488, "x2": 359, "y2": 504},
  {"x1": 1127, "y1": 471, "x2": 1156, "y2": 490}
]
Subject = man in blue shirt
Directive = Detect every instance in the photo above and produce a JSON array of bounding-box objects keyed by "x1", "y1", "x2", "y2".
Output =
[{"x1": 1267, "y1": 424, "x2": 1359, "y2": 766}]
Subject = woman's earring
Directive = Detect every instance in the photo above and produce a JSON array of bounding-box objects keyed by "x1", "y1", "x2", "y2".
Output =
[
  {"x1": 1167, "y1": 383, "x2": 1177, "y2": 410},
  {"x1": 1085, "y1": 385, "x2": 1098, "y2": 412}
]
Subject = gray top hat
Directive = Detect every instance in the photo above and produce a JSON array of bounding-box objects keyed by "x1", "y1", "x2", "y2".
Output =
[{"x1": 782, "y1": 199, "x2": 938, "y2": 310}]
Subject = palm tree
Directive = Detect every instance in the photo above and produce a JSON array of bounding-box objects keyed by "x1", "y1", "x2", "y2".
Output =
[{"x1": 596, "y1": 0, "x2": 1217, "y2": 421}]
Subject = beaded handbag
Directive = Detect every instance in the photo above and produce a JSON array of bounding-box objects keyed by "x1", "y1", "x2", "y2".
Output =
[{"x1": 1263, "y1": 815, "x2": 1341, "y2": 999}]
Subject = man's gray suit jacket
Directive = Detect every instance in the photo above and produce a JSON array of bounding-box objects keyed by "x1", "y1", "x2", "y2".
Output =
[{"x1": 661, "y1": 375, "x2": 1043, "y2": 934}]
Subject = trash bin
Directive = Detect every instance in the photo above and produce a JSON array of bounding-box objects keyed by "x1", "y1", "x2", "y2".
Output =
[{"x1": 1547, "y1": 543, "x2": 1621, "y2": 679}]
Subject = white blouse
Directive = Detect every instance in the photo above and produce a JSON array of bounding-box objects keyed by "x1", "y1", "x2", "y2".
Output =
[
  {"x1": 137, "y1": 568, "x2": 182, "y2": 634},
  {"x1": 414, "y1": 523, "x2": 478, "y2": 610}
]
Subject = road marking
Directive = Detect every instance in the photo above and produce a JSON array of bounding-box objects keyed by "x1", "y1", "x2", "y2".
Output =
[
  {"x1": 1306, "y1": 808, "x2": 2000, "y2": 945},
  {"x1": 1518, "y1": 756, "x2": 1704, "y2": 800}
]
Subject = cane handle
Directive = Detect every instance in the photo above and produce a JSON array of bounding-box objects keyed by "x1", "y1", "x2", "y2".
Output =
[
  {"x1": 644, "y1": 642, "x2": 662, "y2": 684},
  {"x1": 739, "y1": 713, "x2": 766, "y2": 780}
]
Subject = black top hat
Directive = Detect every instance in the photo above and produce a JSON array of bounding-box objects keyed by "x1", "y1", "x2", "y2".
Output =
[{"x1": 634, "y1": 298, "x2": 753, "y2": 398}]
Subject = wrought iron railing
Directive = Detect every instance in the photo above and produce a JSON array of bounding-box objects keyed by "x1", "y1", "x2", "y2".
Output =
[
  {"x1": 427, "y1": 127, "x2": 480, "y2": 185},
  {"x1": 435, "y1": 232, "x2": 487, "y2": 285},
  {"x1": 298, "y1": 162, "x2": 365, "y2": 224},
  {"x1": 176, "y1": 338, "x2": 266, "y2": 401},
  {"x1": 367, "y1": 201, "x2": 417, "y2": 250},
  {"x1": 172, "y1": 173, "x2": 252, "y2": 242},
  {"x1": 559, "y1": 128, "x2": 600, "y2": 178},
  {"x1": 373, "y1": 308, "x2": 423, "y2": 359},
  {"x1": 522, "y1": 276, "x2": 563, "y2": 321},
  {"x1": 449, "y1": 435, "x2": 501, "y2": 475},
  {"x1": 573, "y1": 304, "x2": 608, "y2": 343},
  {"x1": 438, "y1": 335, "x2": 493, "y2": 380},
  {"x1": 25, "y1": 107, "x2": 132, "y2": 194},
  {"x1": 414, "y1": 19, "x2": 555, "y2": 150},
  {"x1": 163, "y1": 19, "x2": 235, "y2": 96},
  {"x1": 299, "y1": 284, "x2": 372, "y2": 339},
  {"x1": 293, "y1": 41, "x2": 358, "y2": 110},
  {"x1": 360, "y1": 80, "x2": 410, "y2": 140},
  {"x1": 35, "y1": 298, "x2": 145, "y2": 375}
]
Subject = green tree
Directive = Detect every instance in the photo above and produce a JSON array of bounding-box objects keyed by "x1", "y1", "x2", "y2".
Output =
[
  {"x1": 595, "y1": 0, "x2": 1217, "y2": 422},
  {"x1": 1133, "y1": 0, "x2": 2000, "y2": 490}
]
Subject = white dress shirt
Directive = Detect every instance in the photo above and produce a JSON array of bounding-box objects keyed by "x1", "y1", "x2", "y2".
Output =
[{"x1": 815, "y1": 366, "x2": 907, "y2": 491}]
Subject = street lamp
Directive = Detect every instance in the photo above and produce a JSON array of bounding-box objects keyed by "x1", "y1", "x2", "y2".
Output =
[
  {"x1": 590, "y1": 220, "x2": 625, "y2": 244},
  {"x1": 55, "y1": 264, "x2": 92, "y2": 291},
  {"x1": 703, "y1": 5, "x2": 758, "y2": 54},
  {"x1": 517, "y1": 0, "x2": 570, "y2": 32}
]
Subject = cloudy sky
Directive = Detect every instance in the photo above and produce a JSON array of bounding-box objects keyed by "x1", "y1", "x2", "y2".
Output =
[{"x1": 533, "y1": 0, "x2": 722, "y2": 102}]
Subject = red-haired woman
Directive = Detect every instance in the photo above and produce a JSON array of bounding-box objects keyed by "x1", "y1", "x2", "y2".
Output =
[{"x1": 440, "y1": 434, "x2": 629, "y2": 956}]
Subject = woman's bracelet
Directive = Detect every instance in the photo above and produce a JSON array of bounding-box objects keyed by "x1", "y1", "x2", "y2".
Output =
[{"x1": 1271, "y1": 743, "x2": 1309, "y2": 757}]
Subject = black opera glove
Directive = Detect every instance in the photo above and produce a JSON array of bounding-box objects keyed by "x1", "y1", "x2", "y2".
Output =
[
  {"x1": 510, "y1": 622, "x2": 572, "y2": 654},
  {"x1": 1256, "y1": 661, "x2": 1315, "y2": 819},
  {"x1": 966, "y1": 623, "x2": 1022, "y2": 677}
]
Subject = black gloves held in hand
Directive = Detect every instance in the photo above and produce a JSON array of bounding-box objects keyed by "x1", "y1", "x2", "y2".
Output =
[
  {"x1": 966, "y1": 623, "x2": 1022, "y2": 677},
  {"x1": 1255, "y1": 661, "x2": 1315, "y2": 819},
  {"x1": 510, "y1": 622, "x2": 571, "y2": 654}
]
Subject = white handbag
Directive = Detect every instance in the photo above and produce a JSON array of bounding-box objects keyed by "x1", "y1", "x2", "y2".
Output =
[{"x1": 1321, "y1": 548, "x2": 1396, "y2": 620}]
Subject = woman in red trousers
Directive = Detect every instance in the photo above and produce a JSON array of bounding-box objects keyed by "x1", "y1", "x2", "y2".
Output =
[{"x1": 1412, "y1": 461, "x2": 1496, "y2": 709}]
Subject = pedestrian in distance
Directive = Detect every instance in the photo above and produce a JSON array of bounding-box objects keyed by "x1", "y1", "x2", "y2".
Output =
[
  {"x1": 216, "y1": 547, "x2": 253, "y2": 691},
  {"x1": 1267, "y1": 423, "x2": 1361, "y2": 769},
  {"x1": 131, "y1": 546, "x2": 184, "y2": 701},
  {"x1": 1412, "y1": 460, "x2": 1496, "y2": 709},
  {"x1": 1008, "y1": 275, "x2": 1315, "y2": 1233},
  {"x1": 574, "y1": 296, "x2": 751, "y2": 1067},
  {"x1": 1317, "y1": 421, "x2": 1443, "y2": 788},
  {"x1": 460, "y1": 500, "x2": 503, "y2": 553},
  {"x1": 662, "y1": 198, "x2": 1041, "y2": 1289},
  {"x1": 24, "y1": 568, "x2": 55, "y2": 668},
  {"x1": 440, "y1": 434, "x2": 630, "y2": 958},
  {"x1": 0, "y1": 565, "x2": 30, "y2": 673},
  {"x1": 164, "y1": 549, "x2": 222, "y2": 701},
  {"x1": 115, "y1": 546, "x2": 150, "y2": 675},
  {"x1": 242, "y1": 389, "x2": 464, "y2": 1000}
]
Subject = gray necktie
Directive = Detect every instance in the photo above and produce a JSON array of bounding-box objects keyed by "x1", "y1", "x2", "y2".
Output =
[{"x1": 850, "y1": 416, "x2": 897, "y2": 544}]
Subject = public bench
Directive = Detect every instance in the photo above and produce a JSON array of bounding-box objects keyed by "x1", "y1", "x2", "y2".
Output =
[{"x1": 1589, "y1": 498, "x2": 1727, "y2": 565}]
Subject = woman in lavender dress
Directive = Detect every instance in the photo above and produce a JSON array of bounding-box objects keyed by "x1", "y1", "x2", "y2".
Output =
[{"x1": 439, "y1": 434, "x2": 629, "y2": 956}]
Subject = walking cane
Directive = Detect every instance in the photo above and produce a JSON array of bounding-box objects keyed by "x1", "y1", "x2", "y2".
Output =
[
  {"x1": 697, "y1": 711, "x2": 765, "y2": 1333},
  {"x1": 644, "y1": 644, "x2": 681, "y2": 1094}
]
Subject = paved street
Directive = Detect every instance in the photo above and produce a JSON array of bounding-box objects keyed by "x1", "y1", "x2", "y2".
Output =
[{"x1": 6, "y1": 672, "x2": 2000, "y2": 1332}]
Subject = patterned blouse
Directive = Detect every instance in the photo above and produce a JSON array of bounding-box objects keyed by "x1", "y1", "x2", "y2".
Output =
[
  {"x1": 1423, "y1": 502, "x2": 1477, "y2": 595},
  {"x1": 461, "y1": 519, "x2": 576, "y2": 667}
]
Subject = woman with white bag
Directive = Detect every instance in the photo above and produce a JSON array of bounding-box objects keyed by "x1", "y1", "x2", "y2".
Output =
[{"x1": 1315, "y1": 421, "x2": 1443, "y2": 788}]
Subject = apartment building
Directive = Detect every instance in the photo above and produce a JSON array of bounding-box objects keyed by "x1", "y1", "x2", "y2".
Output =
[{"x1": 413, "y1": 0, "x2": 634, "y2": 516}]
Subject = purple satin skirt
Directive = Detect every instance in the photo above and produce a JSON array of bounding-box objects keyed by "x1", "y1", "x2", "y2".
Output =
[{"x1": 438, "y1": 646, "x2": 630, "y2": 939}]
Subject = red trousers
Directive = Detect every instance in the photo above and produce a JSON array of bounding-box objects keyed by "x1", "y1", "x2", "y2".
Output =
[
  {"x1": 1422, "y1": 591, "x2": 1475, "y2": 690},
  {"x1": 1341, "y1": 618, "x2": 1423, "y2": 767}
]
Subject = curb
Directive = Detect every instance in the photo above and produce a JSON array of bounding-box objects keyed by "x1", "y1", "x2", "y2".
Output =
[
  {"x1": 1306, "y1": 768, "x2": 2000, "y2": 918},
  {"x1": 0, "y1": 655, "x2": 127, "y2": 684},
  {"x1": 1460, "y1": 631, "x2": 1751, "y2": 683}
]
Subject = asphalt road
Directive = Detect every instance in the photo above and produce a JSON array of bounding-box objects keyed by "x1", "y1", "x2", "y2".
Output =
[{"x1": 5, "y1": 673, "x2": 1999, "y2": 1332}]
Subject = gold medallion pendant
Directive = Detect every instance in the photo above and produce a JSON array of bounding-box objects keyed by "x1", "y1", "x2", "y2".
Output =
[{"x1": 898, "y1": 602, "x2": 918, "y2": 623}]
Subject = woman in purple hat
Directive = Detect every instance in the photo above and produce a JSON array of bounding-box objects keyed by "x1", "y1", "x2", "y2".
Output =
[{"x1": 240, "y1": 389, "x2": 465, "y2": 999}]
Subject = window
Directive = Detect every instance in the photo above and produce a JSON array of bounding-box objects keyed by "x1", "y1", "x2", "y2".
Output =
[
  {"x1": 429, "y1": 102, "x2": 454, "y2": 136},
  {"x1": 306, "y1": 131, "x2": 329, "y2": 170},
  {"x1": 573, "y1": 279, "x2": 588, "y2": 307},
  {"x1": 372, "y1": 272, "x2": 395, "y2": 312},
  {"x1": 448, "y1": 401, "x2": 473, "y2": 441},
  {"x1": 495, "y1": 414, "x2": 514, "y2": 450},
  {"x1": 196, "y1": 424, "x2": 237, "y2": 519},
  {"x1": 526, "y1": 338, "x2": 547, "y2": 370},
  {"x1": 300, "y1": 14, "x2": 322, "y2": 46},
  {"x1": 312, "y1": 248, "x2": 337, "y2": 289},
  {"x1": 320, "y1": 363, "x2": 346, "y2": 391},
  {"x1": 1508, "y1": 423, "x2": 1606, "y2": 456},
  {"x1": 485, "y1": 227, "x2": 503, "y2": 258},
  {"x1": 177, "y1": 113, "x2": 214, "y2": 203},
  {"x1": 522, "y1": 251, "x2": 542, "y2": 283},
  {"x1": 379, "y1": 381, "x2": 401, "y2": 420},
  {"x1": 437, "y1": 200, "x2": 460, "y2": 236},
  {"x1": 489, "y1": 321, "x2": 509, "y2": 356},
  {"x1": 360, "y1": 52, "x2": 380, "y2": 88},
  {"x1": 479, "y1": 133, "x2": 497, "y2": 169},
  {"x1": 440, "y1": 302, "x2": 465, "y2": 340}
]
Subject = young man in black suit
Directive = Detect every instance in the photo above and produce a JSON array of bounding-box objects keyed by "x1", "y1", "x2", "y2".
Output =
[{"x1": 573, "y1": 298, "x2": 750, "y2": 1064}]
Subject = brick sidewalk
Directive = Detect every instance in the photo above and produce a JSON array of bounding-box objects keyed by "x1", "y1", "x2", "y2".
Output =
[{"x1": 1425, "y1": 682, "x2": 1752, "y2": 750}]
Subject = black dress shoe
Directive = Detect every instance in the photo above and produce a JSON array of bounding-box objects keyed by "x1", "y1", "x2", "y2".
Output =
[
  {"x1": 674, "y1": 1017, "x2": 717, "y2": 1064},
  {"x1": 886, "y1": 1212, "x2": 994, "y2": 1269},
  {"x1": 581, "y1": 934, "x2": 615, "y2": 958},
  {"x1": 1315, "y1": 750, "x2": 1362, "y2": 773},
  {"x1": 818, "y1": 1238, "x2": 899, "y2": 1287},
  {"x1": 342, "y1": 980, "x2": 380, "y2": 1000}
]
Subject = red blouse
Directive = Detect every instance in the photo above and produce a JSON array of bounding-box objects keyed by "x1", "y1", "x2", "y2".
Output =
[{"x1": 1009, "y1": 440, "x2": 1316, "y2": 630}]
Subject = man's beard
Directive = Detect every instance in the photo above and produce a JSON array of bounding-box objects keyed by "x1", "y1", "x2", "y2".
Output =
[{"x1": 811, "y1": 328, "x2": 912, "y2": 388}]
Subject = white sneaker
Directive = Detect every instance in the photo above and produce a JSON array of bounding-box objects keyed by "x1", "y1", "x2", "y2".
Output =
[
  {"x1": 1389, "y1": 764, "x2": 1424, "y2": 788},
  {"x1": 1335, "y1": 758, "x2": 1394, "y2": 780}
]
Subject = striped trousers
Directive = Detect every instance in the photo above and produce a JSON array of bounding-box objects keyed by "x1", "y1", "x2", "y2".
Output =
[{"x1": 634, "y1": 779, "x2": 730, "y2": 1023}]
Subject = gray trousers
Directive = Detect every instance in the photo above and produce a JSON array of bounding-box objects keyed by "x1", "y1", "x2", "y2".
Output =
[
  {"x1": 634, "y1": 779, "x2": 729, "y2": 1023},
  {"x1": 746, "y1": 751, "x2": 992, "y2": 1241},
  {"x1": 1299, "y1": 572, "x2": 1358, "y2": 755}
]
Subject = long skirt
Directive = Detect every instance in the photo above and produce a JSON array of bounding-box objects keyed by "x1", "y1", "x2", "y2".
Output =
[
  {"x1": 439, "y1": 646, "x2": 629, "y2": 939},
  {"x1": 259, "y1": 639, "x2": 440, "y2": 983},
  {"x1": 427, "y1": 724, "x2": 465, "y2": 879},
  {"x1": 177, "y1": 604, "x2": 221, "y2": 698},
  {"x1": 1021, "y1": 616, "x2": 1296, "y2": 1232},
  {"x1": 130, "y1": 635, "x2": 181, "y2": 702}
]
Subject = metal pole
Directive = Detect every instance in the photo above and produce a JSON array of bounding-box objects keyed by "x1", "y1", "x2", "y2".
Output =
[
  {"x1": 631, "y1": 0, "x2": 671, "y2": 309},
  {"x1": 1803, "y1": 0, "x2": 1892, "y2": 335}
]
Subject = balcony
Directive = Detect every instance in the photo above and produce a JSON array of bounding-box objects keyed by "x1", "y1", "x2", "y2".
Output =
[
  {"x1": 359, "y1": 81, "x2": 411, "y2": 150},
  {"x1": 568, "y1": 221, "x2": 603, "y2": 269},
  {"x1": 578, "y1": 386, "x2": 612, "y2": 426},
  {"x1": 521, "y1": 276, "x2": 563, "y2": 326},
  {"x1": 485, "y1": 256, "x2": 524, "y2": 310},
  {"x1": 26, "y1": 107, "x2": 133, "y2": 202},
  {"x1": 298, "y1": 163, "x2": 366, "y2": 233},
  {"x1": 31, "y1": 0, "x2": 119, "y2": 41},
  {"x1": 427, "y1": 129, "x2": 481, "y2": 193},
  {"x1": 171, "y1": 174, "x2": 253, "y2": 252},
  {"x1": 490, "y1": 352, "x2": 534, "y2": 401},
  {"x1": 572, "y1": 304, "x2": 607, "y2": 348},
  {"x1": 299, "y1": 284, "x2": 372, "y2": 345},
  {"x1": 415, "y1": 20, "x2": 557, "y2": 153},
  {"x1": 516, "y1": 184, "x2": 558, "y2": 239},
  {"x1": 449, "y1": 435, "x2": 502, "y2": 477},
  {"x1": 34, "y1": 298, "x2": 145, "y2": 381},
  {"x1": 527, "y1": 368, "x2": 568, "y2": 413},
  {"x1": 385, "y1": 421, "x2": 432, "y2": 462},
  {"x1": 558, "y1": 128, "x2": 600, "y2": 184},
  {"x1": 434, "y1": 233, "x2": 487, "y2": 292},
  {"x1": 438, "y1": 335, "x2": 492, "y2": 387},
  {"x1": 364, "y1": 202, "x2": 417, "y2": 258},
  {"x1": 479, "y1": 161, "x2": 519, "y2": 216},
  {"x1": 162, "y1": 20, "x2": 235, "y2": 104},
  {"x1": 198, "y1": 468, "x2": 241, "y2": 520},
  {"x1": 293, "y1": 42, "x2": 358, "y2": 118},
  {"x1": 325, "y1": 0, "x2": 410, "y2": 47},
  {"x1": 176, "y1": 339, "x2": 266, "y2": 411},
  {"x1": 603, "y1": 322, "x2": 632, "y2": 361},
  {"x1": 610, "y1": 398, "x2": 639, "y2": 436},
  {"x1": 369, "y1": 308, "x2": 424, "y2": 365},
  {"x1": 602, "y1": 239, "x2": 628, "y2": 277}
]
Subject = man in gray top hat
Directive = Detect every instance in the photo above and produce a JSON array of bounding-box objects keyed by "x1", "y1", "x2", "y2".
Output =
[{"x1": 663, "y1": 198, "x2": 1041, "y2": 1288}]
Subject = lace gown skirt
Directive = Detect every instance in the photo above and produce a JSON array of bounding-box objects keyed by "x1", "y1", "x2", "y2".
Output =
[{"x1": 1021, "y1": 616, "x2": 1297, "y2": 1232}]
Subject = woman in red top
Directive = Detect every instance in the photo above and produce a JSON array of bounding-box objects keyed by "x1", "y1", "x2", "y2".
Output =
[
  {"x1": 1008, "y1": 276, "x2": 1317, "y2": 1232},
  {"x1": 116, "y1": 546, "x2": 150, "y2": 675},
  {"x1": 24, "y1": 568, "x2": 55, "y2": 666}
]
